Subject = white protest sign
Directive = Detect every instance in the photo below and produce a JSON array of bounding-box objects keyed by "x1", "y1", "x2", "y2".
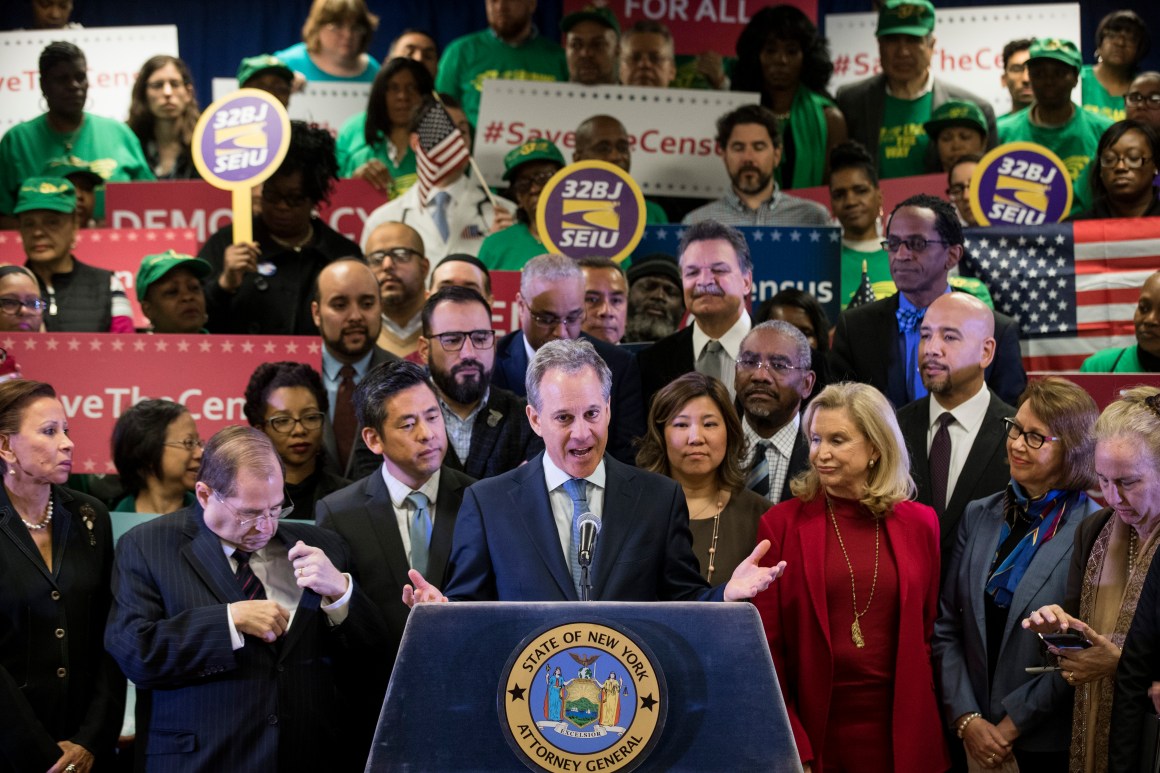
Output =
[
  {"x1": 0, "y1": 26, "x2": 179, "y2": 139},
  {"x1": 825, "y1": 4, "x2": 1082, "y2": 115},
  {"x1": 475, "y1": 81, "x2": 760, "y2": 199},
  {"x1": 212, "y1": 78, "x2": 370, "y2": 138}
]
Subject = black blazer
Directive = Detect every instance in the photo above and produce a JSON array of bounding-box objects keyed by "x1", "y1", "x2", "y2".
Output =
[
  {"x1": 1110, "y1": 539, "x2": 1160, "y2": 770},
  {"x1": 835, "y1": 73, "x2": 999, "y2": 172},
  {"x1": 829, "y1": 293, "x2": 1027, "y2": 409},
  {"x1": 443, "y1": 453, "x2": 722, "y2": 602},
  {"x1": 896, "y1": 391, "x2": 1016, "y2": 559},
  {"x1": 636, "y1": 324, "x2": 695, "y2": 407},
  {"x1": 491, "y1": 330, "x2": 645, "y2": 465},
  {"x1": 323, "y1": 346, "x2": 400, "y2": 481},
  {"x1": 777, "y1": 430, "x2": 811, "y2": 505},
  {"x1": 105, "y1": 510, "x2": 385, "y2": 773},
  {"x1": 442, "y1": 385, "x2": 543, "y2": 480},
  {"x1": 0, "y1": 486, "x2": 124, "y2": 773}
]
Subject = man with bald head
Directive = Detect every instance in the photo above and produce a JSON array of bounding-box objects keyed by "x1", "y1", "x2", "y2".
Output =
[
  {"x1": 363, "y1": 221, "x2": 429, "y2": 359},
  {"x1": 312, "y1": 258, "x2": 399, "y2": 479},
  {"x1": 573, "y1": 114, "x2": 669, "y2": 224},
  {"x1": 896, "y1": 292, "x2": 1017, "y2": 559}
]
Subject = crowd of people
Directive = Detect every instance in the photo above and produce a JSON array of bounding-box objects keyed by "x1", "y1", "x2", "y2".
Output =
[{"x1": 3, "y1": 0, "x2": 1160, "y2": 772}]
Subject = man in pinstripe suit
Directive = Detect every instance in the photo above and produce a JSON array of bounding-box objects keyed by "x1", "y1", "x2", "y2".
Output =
[{"x1": 105, "y1": 427, "x2": 385, "y2": 772}]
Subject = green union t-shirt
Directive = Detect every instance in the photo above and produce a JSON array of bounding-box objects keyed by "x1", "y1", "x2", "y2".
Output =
[
  {"x1": 878, "y1": 92, "x2": 933, "y2": 179},
  {"x1": 1080, "y1": 65, "x2": 1126, "y2": 122}
]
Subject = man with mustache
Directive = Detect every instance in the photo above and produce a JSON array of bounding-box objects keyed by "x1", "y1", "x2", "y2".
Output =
[
  {"x1": 683, "y1": 104, "x2": 831, "y2": 226},
  {"x1": 895, "y1": 292, "x2": 1015, "y2": 562},
  {"x1": 418, "y1": 285, "x2": 541, "y2": 478},
  {"x1": 363, "y1": 221, "x2": 429, "y2": 360},
  {"x1": 638, "y1": 220, "x2": 753, "y2": 406},
  {"x1": 622, "y1": 253, "x2": 684, "y2": 344},
  {"x1": 735, "y1": 321, "x2": 815, "y2": 505},
  {"x1": 312, "y1": 258, "x2": 399, "y2": 479}
]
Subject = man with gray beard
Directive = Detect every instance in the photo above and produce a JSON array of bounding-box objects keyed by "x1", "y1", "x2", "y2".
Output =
[
  {"x1": 623, "y1": 254, "x2": 684, "y2": 344},
  {"x1": 418, "y1": 285, "x2": 541, "y2": 479},
  {"x1": 638, "y1": 220, "x2": 753, "y2": 406}
]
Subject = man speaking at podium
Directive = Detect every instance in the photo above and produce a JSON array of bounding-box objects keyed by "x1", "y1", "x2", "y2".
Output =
[{"x1": 404, "y1": 339, "x2": 786, "y2": 605}]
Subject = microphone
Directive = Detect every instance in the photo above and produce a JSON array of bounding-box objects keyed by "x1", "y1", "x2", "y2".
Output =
[{"x1": 577, "y1": 512, "x2": 601, "y2": 568}]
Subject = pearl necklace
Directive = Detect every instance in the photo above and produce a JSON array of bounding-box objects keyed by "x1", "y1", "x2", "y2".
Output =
[{"x1": 21, "y1": 496, "x2": 53, "y2": 530}]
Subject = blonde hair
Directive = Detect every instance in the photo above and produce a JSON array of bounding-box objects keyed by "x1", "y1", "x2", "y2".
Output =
[
  {"x1": 790, "y1": 382, "x2": 915, "y2": 516},
  {"x1": 1095, "y1": 385, "x2": 1160, "y2": 466},
  {"x1": 303, "y1": 0, "x2": 379, "y2": 55}
]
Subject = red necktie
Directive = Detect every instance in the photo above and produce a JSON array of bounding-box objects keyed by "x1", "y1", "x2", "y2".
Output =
[{"x1": 334, "y1": 364, "x2": 357, "y2": 468}]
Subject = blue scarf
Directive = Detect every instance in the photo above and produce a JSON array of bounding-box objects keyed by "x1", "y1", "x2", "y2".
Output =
[{"x1": 985, "y1": 482, "x2": 1084, "y2": 608}]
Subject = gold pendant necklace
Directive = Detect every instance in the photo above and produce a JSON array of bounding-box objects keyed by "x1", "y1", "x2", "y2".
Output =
[
  {"x1": 704, "y1": 491, "x2": 724, "y2": 583},
  {"x1": 827, "y1": 497, "x2": 879, "y2": 649}
]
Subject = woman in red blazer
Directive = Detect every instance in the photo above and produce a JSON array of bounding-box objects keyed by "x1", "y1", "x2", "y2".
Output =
[{"x1": 755, "y1": 382, "x2": 948, "y2": 773}]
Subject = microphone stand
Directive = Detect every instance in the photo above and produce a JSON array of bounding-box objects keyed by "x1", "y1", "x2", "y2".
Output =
[{"x1": 579, "y1": 555, "x2": 593, "y2": 602}]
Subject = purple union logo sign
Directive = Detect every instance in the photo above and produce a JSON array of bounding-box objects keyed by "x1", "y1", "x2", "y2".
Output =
[
  {"x1": 193, "y1": 90, "x2": 291, "y2": 189},
  {"x1": 536, "y1": 161, "x2": 647, "y2": 264},
  {"x1": 969, "y1": 142, "x2": 1073, "y2": 227}
]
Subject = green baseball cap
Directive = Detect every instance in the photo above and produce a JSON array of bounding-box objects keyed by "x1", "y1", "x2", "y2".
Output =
[
  {"x1": 42, "y1": 156, "x2": 105, "y2": 188},
  {"x1": 237, "y1": 54, "x2": 294, "y2": 87},
  {"x1": 876, "y1": 0, "x2": 935, "y2": 37},
  {"x1": 1028, "y1": 38, "x2": 1082, "y2": 72},
  {"x1": 14, "y1": 177, "x2": 76, "y2": 215},
  {"x1": 561, "y1": 6, "x2": 620, "y2": 35},
  {"x1": 923, "y1": 100, "x2": 988, "y2": 139},
  {"x1": 136, "y1": 250, "x2": 213, "y2": 302},
  {"x1": 502, "y1": 139, "x2": 566, "y2": 181}
]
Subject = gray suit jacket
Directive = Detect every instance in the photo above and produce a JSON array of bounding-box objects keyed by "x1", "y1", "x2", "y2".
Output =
[
  {"x1": 932, "y1": 491, "x2": 1099, "y2": 752},
  {"x1": 836, "y1": 73, "x2": 998, "y2": 173}
]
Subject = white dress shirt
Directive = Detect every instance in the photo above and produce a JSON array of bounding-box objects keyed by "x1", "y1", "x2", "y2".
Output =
[
  {"x1": 542, "y1": 453, "x2": 607, "y2": 563},
  {"x1": 926, "y1": 383, "x2": 993, "y2": 510},
  {"x1": 382, "y1": 464, "x2": 442, "y2": 568}
]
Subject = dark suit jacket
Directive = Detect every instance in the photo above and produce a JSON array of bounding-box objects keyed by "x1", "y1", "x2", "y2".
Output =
[
  {"x1": 442, "y1": 384, "x2": 543, "y2": 480},
  {"x1": 637, "y1": 324, "x2": 695, "y2": 408},
  {"x1": 491, "y1": 331, "x2": 645, "y2": 465},
  {"x1": 443, "y1": 453, "x2": 723, "y2": 602},
  {"x1": 829, "y1": 293, "x2": 1027, "y2": 409},
  {"x1": 897, "y1": 391, "x2": 1016, "y2": 559},
  {"x1": 744, "y1": 425, "x2": 810, "y2": 505},
  {"x1": 0, "y1": 487, "x2": 124, "y2": 773},
  {"x1": 105, "y1": 509, "x2": 384, "y2": 773},
  {"x1": 835, "y1": 73, "x2": 999, "y2": 172},
  {"x1": 323, "y1": 346, "x2": 399, "y2": 480},
  {"x1": 1110, "y1": 533, "x2": 1160, "y2": 770}
]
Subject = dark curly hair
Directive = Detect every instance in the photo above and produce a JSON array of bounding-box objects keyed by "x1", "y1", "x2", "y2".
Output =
[
  {"x1": 733, "y1": 5, "x2": 835, "y2": 100},
  {"x1": 889, "y1": 193, "x2": 964, "y2": 248},
  {"x1": 243, "y1": 361, "x2": 329, "y2": 429},
  {"x1": 39, "y1": 41, "x2": 84, "y2": 74},
  {"x1": 272, "y1": 121, "x2": 340, "y2": 205},
  {"x1": 364, "y1": 57, "x2": 434, "y2": 148},
  {"x1": 127, "y1": 55, "x2": 200, "y2": 150},
  {"x1": 829, "y1": 140, "x2": 879, "y2": 188},
  {"x1": 112, "y1": 399, "x2": 191, "y2": 495}
]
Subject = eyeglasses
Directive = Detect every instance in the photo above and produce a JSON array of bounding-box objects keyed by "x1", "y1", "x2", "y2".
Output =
[
  {"x1": 527, "y1": 308, "x2": 585, "y2": 328},
  {"x1": 1126, "y1": 92, "x2": 1160, "y2": 109},
  {"x1": 214, "y1": 490, "x2": 295, "y2": 528},
  {"x1": 513, "y1": 171, "x2": 557, "y2": 195},
  {"x1": 430, "y1": 329, "x2": 496, "y2": 351},
  {"x1": 946, "y1": 183, "x2": 969, "y2": 199},
  {"x1": 736, "y1": 355, "x2": 810, "y2": 376},
  {"x1": 882, "y1": 236, "x2": 952, "y2": 253},
  {"x1": 0, "y1": 296, "x2": 48, "y2": 315},
  {"x1": 264, "y1": 412, "x2": 326, "y2": 434},
  {"x1": 368, "y1": 247, "x2": 423, "y2": 266},
  {"x1": 1003, "y1": 418, "x2": 1060, "y2": 450},
  {"x1": 163, "y1": 437, "x2": 205, "y2": 452},
  {"x1": 1099, "y1": 152, "x2": 1153, "y2": 169},
  {"x1": 260, "y1": 189, "x2": 310, "y2": 208}
]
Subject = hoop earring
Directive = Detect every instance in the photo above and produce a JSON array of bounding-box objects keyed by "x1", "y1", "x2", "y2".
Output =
[{"x1": 38, "y1": 96, "x2": 48, "y2": 113}]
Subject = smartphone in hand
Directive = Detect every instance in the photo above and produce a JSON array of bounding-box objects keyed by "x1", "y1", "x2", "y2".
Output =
[{"x1": 1038, "y1": 631, "x2": 1092, "y2": 651}]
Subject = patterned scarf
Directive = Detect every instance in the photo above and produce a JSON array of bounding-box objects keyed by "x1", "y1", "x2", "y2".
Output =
[{"x1": 985, "y1": 482, "x2": 1081, "y2": 608}]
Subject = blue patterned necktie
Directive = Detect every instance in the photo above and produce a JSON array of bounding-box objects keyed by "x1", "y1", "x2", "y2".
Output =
[
  {"x1": 432, "y1": 191, "x2": 451, "y2": 242},
  {"x1": 562, "y1": 478, "x2": 589, "y2": 596},
  {"x1": 895, "y1": 305, "x2": 926, "y2": 333},
  {"x1": 746, "y1": 440, "x2": 771, "y2": 498},
  {"x1": 406, "y1": 491, "x2": 432, "y2": 575}
]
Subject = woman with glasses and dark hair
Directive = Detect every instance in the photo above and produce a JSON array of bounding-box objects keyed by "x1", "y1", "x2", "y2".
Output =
[
  {"x1": 1076, "y1": 119, "x2": 1160, "y2": 219},
  {"x1": 199, "y1": 121, "x2": 360, "y2": 335},
  {"x1": 111, "y1": 399, "x2": 203, "y2": 514},
  {"x1": 274, "y1": 0, "x2": 381, "y2": 84},
  {"x1": 245, "y1": 361, "x2": 349, "y2": 519},
  {"x1": 635, "y1": 371, "x2": 770, "y2": 582},
  {"x1": 1023, "y1": 386, "x2": 1160, "y2": 772},
  {"x1": 337, "y1": 58, "x2": 433, "y2": 197},
  {"x1": 126, "y1": 55, "x2": 201, "y2": 180},
  {"x1": 0, "y1": 265, "x2": 47, "y2": 332},
  {"x1": 731, "y1": 4, "x2": 847, "y2": 188},
  {"x1": 934, "y1": 377, "x2": 1100, "y2": 771},
  {"x1": 1082, "y1": 10, "x2": 1151, "y2": 122},
  {"x1": 0, "y1": 379, "x2": 123, "y2": 773}
]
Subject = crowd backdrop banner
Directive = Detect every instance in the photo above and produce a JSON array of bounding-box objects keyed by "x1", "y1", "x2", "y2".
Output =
[
  {"x1": 0, "y1": 333, "x2": 320, "y2": 471},
  {"x1": 212, "y1": 78, "x2": 370, "y2": 139},
  {"x1": 825, "y1": 4, "x2": 1081, "y2": 115},
  {"x1": 0, "y1": 25, "x2": 180, "y2": 140},
  {"x1": 0, "y1": 227, "x2": 199, "y2": 329},
  {"x1": 474, "y1": 81, "x2": 759, "y2": 198},
  {"x1": 105, "y1": 179, "x2": 386, "y2": 244}
]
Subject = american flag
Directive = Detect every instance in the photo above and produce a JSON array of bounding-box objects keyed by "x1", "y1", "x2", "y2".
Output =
[
  {"x1": 414, "y1": 102, "x2": 469, "y2": 203},
  {"x1": 959, "y1": 219, "x2": 1158, "y2": 371},
  {"x1": 847, "y1": 260, "x2": 878, "y2": 308}
]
